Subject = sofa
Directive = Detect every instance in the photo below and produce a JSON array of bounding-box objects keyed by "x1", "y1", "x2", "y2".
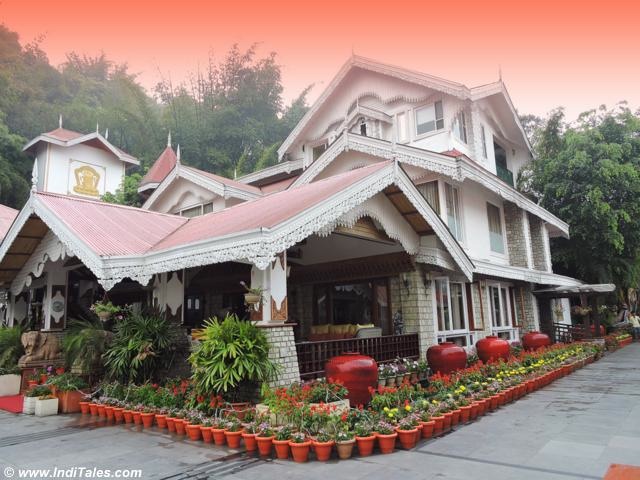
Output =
[{"x1": 309, "y1": 323, "x2": 376, "y2": 341}]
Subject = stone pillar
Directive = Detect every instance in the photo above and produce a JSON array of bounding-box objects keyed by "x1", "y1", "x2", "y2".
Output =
[
  {"x1": 504, "y1": 203, "x2": 533, "y2": 269},
  {"x1": 393, "y1": 267, "x2": 435, "y2": 353},
  {"x1": 152, "y1": 271, "x2": 184, "y2": 323},
  {"x1": 529, "y1": 215, "x2": 551, "y2": 272},
  {"x1": 514, "y1": 284, "x2": 539, "y2": 331},
  {"x1": 259, "y1": 325, "x2": 301, "y2": 387}
]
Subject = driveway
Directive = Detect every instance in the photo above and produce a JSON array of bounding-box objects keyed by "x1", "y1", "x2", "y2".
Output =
[{"x1": 1, "y1": 344, "x2": 639, "y2": 480}]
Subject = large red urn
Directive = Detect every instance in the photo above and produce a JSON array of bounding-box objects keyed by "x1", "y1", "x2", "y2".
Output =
[
  {"x1": 325, "y1": 352, "x2": 377, "y2": 407},
  {"x1": 522, "y1": 331, "x2": 551, "y2": 351},
  {"x1": 476, "y1": 336, "x2": 510, "y2": 363},
  {"x1": 427, "y1": 342, "x2": 467, "y2": 374}
]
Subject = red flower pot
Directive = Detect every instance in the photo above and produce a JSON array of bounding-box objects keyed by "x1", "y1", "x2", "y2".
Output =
[
  {"x1": 522, "y1": 331, "x2": 551, "y2": 351},
  {"x1": 313, "y1": 440, "x2": 334, "y2": 461},
  {"x1": 141, "y1": 413, "x2": 155, "y2": 428},
  {"x1": 415, "y1": 423, "x2": 423, "y2": 443},
  {"x1": 476, "y1": 336, "x2": 510, "y2": 363},
  {"x1": 396, "y1": 428, "x2": 418, "y2": 449},
  {"x1": 442, "y1": 412, "x2": 453, "y2": 432},
  {"x1": 105, "y1": 406, "x2": 114, "y2": 421},
  {"x1": 212, "y1": 428, "x2": 226, "y2": 445},
  {"x1": 431, "y1": 416, "x2": 445, "y2": 435},
  {"x1": 113, "y1": 408, "x2": 124, "y2": 423},
  {"x1": 174, "y1": 419, "x2": 186, "y2": 435},
  {"x1": 273, "y1": 439, "x2": 290, "y2": 459},
  {"x1": 201, "y1": 426, "x2": 213, "y2": 443},
  {"x1": 450, "y1": 409, "x2": 461, "y2": 426},
  {"x1": 242, "y1": 432, "x2": 257, "y2": 452},
  {"x1": 186, "y1": 424, "x2": 202, "y2": 441},
  {"x1": 256, "y1": 436, "x2": 274, "y2": 457},
  {"x1": 28, "y1": 380, "x2": 39, "y2": 388},
  {"x1": 97, "y1": 404, "x2": 106, "y2": 417},
  {"x1": 420, "y1": 420, "x2": 435, "y2": 439},
  {"x1": 166, "y1": 417, "x2": 176, "y2": 432},
  {"x1": 490, "y1": 395, "x2": 499, "y2": 410},
  {"x1": 225, "y1": 430, "x2": 242, "y2": 449},
  {"x1": 427, "y1": 342, "x2": 467, "y2": 374},
  {"x1": 79, "y1": 402, "x2": 90, "y2": 414},
  {"x1": 155, "y1": 414, "x2": 167, "y2": 429},
  {"x1": 469, "y1": 403, "x2": 479, "y2": 419},
  {"x1": 289, "y1": 441, "x2": 311, "y2": 463},
  {"x1": 459, "y1": 405, "x2": 472, "y2": 423},
  {"x1": 355, "y1": 435, "x2": 376, "y2": 456},
  {"x1": 377, "y1": 433, "x2": 397, "y2": 454},
  {"x1": 132, "y1": 411, "x2": 142, "y2": 425},
  {"x1": 325, "y1": 352, "x2": 377, "y2": 407},
  {"x1": 123, "y1": 410, "x2": 133, "y2": 424},
  {"x1": 55, "y1": 367, "x2": 65, "y2": 375}
]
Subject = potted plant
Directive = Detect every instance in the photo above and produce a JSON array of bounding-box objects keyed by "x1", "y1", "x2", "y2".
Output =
[
  {"x1": 312, "y1": 429, "x2": 335, "y2": 461},
  {"x1": 62, "y1": 318, "x2": 112, "y2": 376},
  {"x1": 377, "y1": 364, "x2": 388, "y2": 388},
  {"x1": 396, "y1": 414, "x2": 419, "y2": 449},
  {"x1": 335, "y1": 429, "x2": 356, "y2": 459},
  {"x1": 155, "y1": 408, "x2": 168, "y2": 429},
  {"x1": 185, "y1": 412, "x2": 203, "y2": 440},
  {"x1": 211, "y1": 417, "x2": 227, "y2": 445},
  {"x1": 255, "y1": 422, "x2": 275, "y2": 457},
  {"x1": 272, "y1": 425, "x2": 292, "y2": 459},
  {"x1": 47, "y1": 373, "x2": 88, "y2": 413},
  {"x1": 173, "y1": 410, "x2": 186, "y2": 435},
  {"x1": 90, "y1": 300, "x2": 121, "y2": 322},
  {"x1": 288, "y1": 431, "x2": 311, "y2": 463},
  {"x1": 199, "y1": 418, "x2": 213, "y2": 443},
  {"x1": 224, "y1": 417, "x2": 243, "y2": 448},
  {"x1": 242, "y1": 421, "x2": 259, "y2": 452},
  {"x1": 354, "y1": 421, "x2": 376, "y2": 457},
  {"x1": 374, "y1": 420, "x2": 397, "y2": 454},
  {"x1": 240, "y1": 282, "x2": 263, "y2": 306},
  {"x1": 35, "y1": 391, "x2": 59, "y2": 417},
  {"x1": 0, "y1": 366, "x2": 21, "y2": 396},
  {"x1": 23, "y1": 386, "x2": 50, "y2": 414}
]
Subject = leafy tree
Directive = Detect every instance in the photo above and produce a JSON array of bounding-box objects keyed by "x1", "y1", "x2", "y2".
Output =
[
  {"x1": 0, "y1": 111, "x2": 30, "y2": 208},
  {"x1": 522, "y1": 104, "x2": 640, "y2": 288},
  {"x1": 102, "y1": 173, "x2": 143, "y2": 207}
]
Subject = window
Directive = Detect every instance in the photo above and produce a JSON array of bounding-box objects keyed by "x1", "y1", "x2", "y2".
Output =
[
  {"x1": 445, "y1": 183, "x2": 463, "y2": 241},
  {"x1": 312, "y1": 142, "x2": 327, "y2": 161},
  {"x1": 415, "y1": 101, "x2": 444, "y2": 135},
  {"x1": 203, "y1": 203, "x2": 214, "y2": 214},
  {"x1": 481, "y1": 126, "x2": 488, "y2": 158},
  {"x1": 453, "y1": 111, "x2": 467, "y2": 143},
  {"x1": 419, "y1": 181, "x2": 440, "y2": 214},
  {"x1": 396, "y1": 112, "x2": 408, "y2": 142},
  {"x1": 435, "y1": 278, "x2": 468, "y2": 333},
  {"x1": 359, "y1": 117, "x2": 367, "y2": 136},
  {"x1": 487, "y1": 203, "x2": 505, "y2": 254},
  {"x1": 180, "y1": 205, "x2": 202, "y2": 218},
  {"x1": 488, "y1": 284, "x2": 514, "y2": 330}
]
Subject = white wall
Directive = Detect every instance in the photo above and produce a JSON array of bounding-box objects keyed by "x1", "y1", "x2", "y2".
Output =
[{"x1": 150, "y1": 177, "x2": 225, "y2": 214}]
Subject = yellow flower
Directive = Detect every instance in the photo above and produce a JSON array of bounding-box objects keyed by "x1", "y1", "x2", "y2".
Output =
[
  {"x1": 405, "y1": 405, "x2": 411, "y2": 412},
  {"x1": 383, "y1": 407, "x2": 389, "y2": 412}
]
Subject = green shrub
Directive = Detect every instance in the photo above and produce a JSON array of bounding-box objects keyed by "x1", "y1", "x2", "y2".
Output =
[
  {"x1": 46, "y1": 373, "x2": 88, "y2": 392},
  {"x1": 0, "y1": 325, "x2": 24, "y2": 369},
  {"x1": 62, "y1": 317, "x2": 111, "y2": 374}
]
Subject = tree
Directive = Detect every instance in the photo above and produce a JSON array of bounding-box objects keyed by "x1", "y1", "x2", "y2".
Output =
[
  {"x1": 102, "y1": 173, "x2": 143, "y2": 208},
  {"x1": 523, "y1": 104, "x2": 640, "y2": 288},
  {"x1": 0, "y1": 111, "x2": 30, "y2": 209}
]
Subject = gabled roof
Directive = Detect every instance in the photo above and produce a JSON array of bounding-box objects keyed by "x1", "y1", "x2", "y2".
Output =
[
  {"x1": 139, "y1": 146, "x2": 178, "y2": 192},
  {"x1": 277, "y1": 55, "x2": 531, "y2": 159},
  {"x1": 0, "y1": 204, "x2": 18, "y2": 241},
  {"x1": 181, "y1": 165, "x2": 262, "y2": 196},
  {"x1": 23, "y1": 128, "x2": 139, "y2": 165}
]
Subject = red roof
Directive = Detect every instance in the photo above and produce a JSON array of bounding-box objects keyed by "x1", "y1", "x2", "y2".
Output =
[
  {"x1": 0, "y1": 204, "x2": 18, "y2": 241},
  {"x1": 259, "y1": 176, "x2": 298, "y2": 194},
  {"x1": 36, "y1": 192, "x2": 187, "y2": 256},
  {"x1": 43, "y1": 128, "x2": 85, "y2": 142},
  {"x1": 152, "y1": 162, "x2": 390, "y2": 252},
  {"x1": 440, "y1": 149, "x2": 465, "y2": 158},
  {"x1": 140, "y1": 146, "x2": 178, "y2": 187}
]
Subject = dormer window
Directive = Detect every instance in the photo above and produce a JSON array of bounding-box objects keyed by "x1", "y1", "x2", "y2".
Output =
[
  {"x1": 359, "y1": 117, "x2": 367, "y2": 136},
  {"x1": 415, "y1": 101, "x2": 444, "y2": 136},
  {"x1": 453, "y1": 111, "x2": 467, "y2": 143},
  {"x1": 312, "y1": 142, "x2": 328, "y2": 161}
]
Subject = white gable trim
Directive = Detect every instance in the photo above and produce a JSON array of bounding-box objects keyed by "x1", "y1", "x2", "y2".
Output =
[
  {"x1": 472, "y1": 258, "x2": 582, "y2": 287},
  {"x1": 236, "y1": 159, "x2": 304, "y2": 185}
]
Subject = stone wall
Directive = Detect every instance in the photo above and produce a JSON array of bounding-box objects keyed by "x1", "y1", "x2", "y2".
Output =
[
  {"x1": 260, "y1": 325, "x2": 301, "y2": 387},
  {"x1": 391, "y1": 268, "x2": 435, "y2": 352},
  {"x1": 529, "y1": 214, "x2": 550, "y2": 272},
  {"x1": 503, "y1": 203, "x2": 532, "y2": 268},
  {"x1": 514, "y1": 284, "x2": 539, "y2": 331},
  {"x1": 470, "y1": 282, "x2": 493, "y2": 340}
]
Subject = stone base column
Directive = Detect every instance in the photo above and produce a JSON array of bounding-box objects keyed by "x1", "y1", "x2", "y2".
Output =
[{"x1": 259, "y1": 324, "x2": 301, "y2": 387}]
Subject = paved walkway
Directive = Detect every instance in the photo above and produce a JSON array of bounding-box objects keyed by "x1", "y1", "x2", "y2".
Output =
[{"x1": 1, "y1": 344, "x2": 639, "y2": 480}]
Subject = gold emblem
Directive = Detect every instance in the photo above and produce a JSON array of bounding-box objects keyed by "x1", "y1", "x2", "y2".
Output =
[{"x1": 73, "y1": 166, "x2": 100, "y2": 196}]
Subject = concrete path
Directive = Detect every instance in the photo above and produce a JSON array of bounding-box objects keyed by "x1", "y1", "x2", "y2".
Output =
[{"x1": 1, "y1": 344, "x2": 639, "y2": 480}]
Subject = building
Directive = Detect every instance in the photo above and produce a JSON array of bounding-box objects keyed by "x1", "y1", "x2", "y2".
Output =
[{"x1": 0, "y1": 56, "x2": 585, "y2": 384}]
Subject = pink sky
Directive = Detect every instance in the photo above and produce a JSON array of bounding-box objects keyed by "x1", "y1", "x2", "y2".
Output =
[{"x1": 2, "y1": 0, "x2": 639, "y2": 120}]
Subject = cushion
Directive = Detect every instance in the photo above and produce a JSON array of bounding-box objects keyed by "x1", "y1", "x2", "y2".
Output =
[
  {"x1": 357, "y1": 323, "x2": 375, "y2": 330},
  {"x1": 311, "y1": 324, "x2": 330, "y2": 335}
]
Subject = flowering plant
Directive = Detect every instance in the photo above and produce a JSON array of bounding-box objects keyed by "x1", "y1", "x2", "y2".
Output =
[
  {"x1": 335, "y1": 429, "x2": 355, "y2": 442},
  {"x1": 274, "y1": 425, "x2": 293, "y2": 441},
  {"x1": 289, "y1": 431, "x2": 307, "y2": 443},
  {"x1": 314, "y1": 429, "x2": 333, "y2": 442},
  {"x1": 257, "y1": 422, "x2": 274, "y2": 437},
  {"x1": 375, "y1": 420, "x2": 396, "y2": 435}
]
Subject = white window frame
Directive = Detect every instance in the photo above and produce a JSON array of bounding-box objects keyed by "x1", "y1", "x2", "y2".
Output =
[
  {"x1": 486, "y1": 201, "x2": 506, "y2": 255},
  {"x1": 396, "y1": 111, "x2": 408, "y2": 143},
  {"x1": 481, "y1": 125, "x2": 488, "y2": 158},
  {"x1": 487, "y1": 282, "x2": 519, "y2": 340},
  {"x1": 433, "y1": 277, "x2": 469, "y2": 336},
  {"x1": 453, "y1": 111, "x2": 468, "y2": 143},
  {"x1": 414, "y1": 100, "x2": 444, "y2": 138},
  {"x1": 444, "y1": 182, "x2": 464, "y2": 243}
]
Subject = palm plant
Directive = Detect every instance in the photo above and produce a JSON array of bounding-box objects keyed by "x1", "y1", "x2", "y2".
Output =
[
  {"x1": 62, "y1": 317, "x2": 111, "y2": 374},
  {"x1": 0, "y1": 325, "x2": 24, "y2": 369},
  {"x1": 102, "y1": 309, "x2": 180, "y2": 384}
]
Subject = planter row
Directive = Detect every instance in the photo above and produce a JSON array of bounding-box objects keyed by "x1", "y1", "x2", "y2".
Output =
[{"x1": 77, "y1": 355, "x2": 596, "y2": 462}]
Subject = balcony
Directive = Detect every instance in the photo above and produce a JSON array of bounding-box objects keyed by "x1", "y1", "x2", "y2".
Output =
[{"x1": 496, "y1": 164, "x2": 514, "y2": 187}]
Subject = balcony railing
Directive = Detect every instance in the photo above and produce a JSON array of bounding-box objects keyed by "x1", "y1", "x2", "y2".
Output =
[
  {"x1": 295, "y1": 333, "x2": 420, "y2": 380},
  {"x1": 496, "y1": 164, "x2": 514, "y2": 187}
]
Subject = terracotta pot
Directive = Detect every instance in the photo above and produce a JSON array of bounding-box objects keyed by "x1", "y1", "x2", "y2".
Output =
[
  {"x1": 313, "y1": 440, "x2": 334, "y2": 461},
  {"x1": 431, "y1": 415, "x2": 444, "y2": 435},
  {"x1": 256, "y1": 436, "x2": 274, "y2": 457},
  {"x1": 141, "y1": 413, "x2": 155, "y2": 428},
  {"x1": 97, "y1": 404, "x2": 106, "y2": 417},
  {"x1": 427, "y1": 342, "x2": 467, "y2": 374},
  {"x1": 55, "y1": 367, "x2": 65, "y2": 375},
  {"x1": 79, "y1": 401, "x2": 90, "y2": 414},
  {"x1": 174, "y1": 419, "x2": 186, "y2": 435},
  {"x1": 415, "y1": 423, "x2": 423, "y2": 443},
  {"x1": 225, "y1": 430, "x2": 243, "y2": 449},
  {"x1": 289, "y1": 441, "x2": 311, "y2": 463},
  {"x1": 201, "y1": 426, "x2": 213, "y2": 443},
  {"x1": 105, "y1": 406, "x2": 114, "y2": 421},
  {"x1": 186, "y1": 424, "x2": 202, "y2": 441},
  {"x1": 355, "y1": 435, "x2": 376, "y2": 457},
  {"x1": 113, "y1": 407, "x2": 124, "y2": 423},
  {"x1": 123, "y1": 410, "x2": 133, "y2": 424},
  {"x1": 155, "y1": 414, "x2": 167, "y2": 429},
  {"x1": 489, "y1": 395, "x2": 499, "y2": 410},
  {"x1": 377, "y1": 432, "x2": 397, "y2": 454},
  {"x1": 336, "y1": 439, "x2": 355, "y2": 459},
  {"x1": 242, "y1": 432, "x2": 257, "y2": 451},
  {"x1": 27, "y1": 380, "x2": 39, "y2": 388},
  {"x1": 212, "y1": 428, "x2": 226, "y2": 446},
  {"x1": 420, "y1": 420, "x2": 435, "y2": 439},
  {"x1": 522, "y1": 331, "x2": 551, "y2": 351},
  {"x1": 450, "y1": 409, "x2": 461, "y2": 426},
  {"x1": 166, "y1": 417, "x2": 176, "y2": 432},
  {"x1": 273, "y1": 439, "x2": 290, "y2": 459},
  {"x1": 40, "y1": 374, "x2": 49, "y2": 384},
  {"x1": 132, "y1": 411, "x2": 142, "y2": 425},
  {"x1": 325, "y1": 352, "x2": 377, "y2": 407},
  {"x1": 459, "y1": 405, "x2": 472, "y2": 423},
  {"x1": 442, "y1": 412, "x2": 453, "y2": 432},
  {"x1": 396, "y1": 428, "x2": 418, "y2": 449},
  {"x1": 476, "y1": 336, "x2": 510, "y2": 363}
]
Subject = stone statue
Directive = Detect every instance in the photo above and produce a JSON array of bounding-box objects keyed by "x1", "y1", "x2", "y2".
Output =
[
  {"x1": 18, "y1": 331, "x2": 62, "y2": 367},
  {"x1": 393, "y1": 310, "x2": 404, "y2": 335}
]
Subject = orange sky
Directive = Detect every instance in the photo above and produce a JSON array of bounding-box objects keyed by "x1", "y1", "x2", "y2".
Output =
[{"x1": 1, "y1": 0, "x2": 639, "y2": 120}]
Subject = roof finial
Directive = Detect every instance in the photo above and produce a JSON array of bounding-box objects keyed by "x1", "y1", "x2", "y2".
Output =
[
  {"x1": 167, "y1": 131, "x2": 172, "y2": 148},
  {"x1": 59, "y1": 114, "x2": 63, "y2": 129},
  {"x1": 31, "y1": 159, "x2": 38, "y2": 193},
  {"x1": 105, "y1": 128, "x2": 109, "y2": 140},
  {"x1": 498, "y1": 65, "x2": 502, "y2": 81},
  {"x1": 176, "y1": 144, "x2": 181, "y2": 162},
  {"x1": 96, "y1": 122, "x2": 99, "y2": 133}
]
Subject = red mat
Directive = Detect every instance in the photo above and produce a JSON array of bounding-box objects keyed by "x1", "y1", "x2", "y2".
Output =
[
  {"x1": 0, "y1": 395, "x2": 23, "y2": 413},
  {"x1": 605, "y1": 464, "x2": 640, "y2": 480}
]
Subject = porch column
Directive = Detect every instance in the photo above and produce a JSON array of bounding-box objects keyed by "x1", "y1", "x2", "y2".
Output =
[
  {"x1": 152, "y1": 271, "x2": 184, "y2": 323},
  {"x1": 391, "y1": 267, "x2": 435, "y2": 352},
  {"x1": 42, "y1": 261, "x2": 67, "y2": 331},
  {"x1": 250, "y1": 252, "x2": 301, "y2": 386}
]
